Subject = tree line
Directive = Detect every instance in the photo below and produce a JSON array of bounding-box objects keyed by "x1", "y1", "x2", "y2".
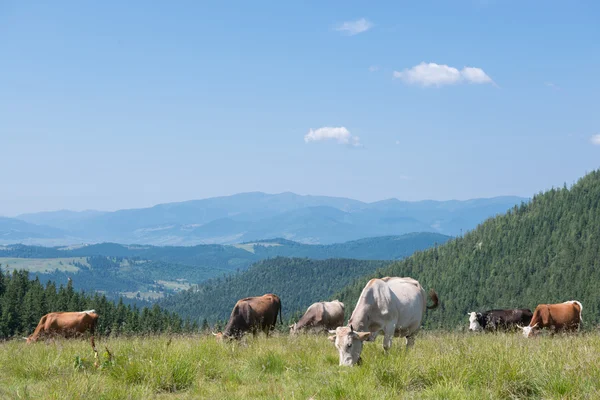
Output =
[{"x1": 0, "y1": 268, "x2": 198, "y2": 339}]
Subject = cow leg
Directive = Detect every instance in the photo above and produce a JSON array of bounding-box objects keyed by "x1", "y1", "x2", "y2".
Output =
[{"x1": 383, "y1": 326, "x2": 395, "y2": 351}]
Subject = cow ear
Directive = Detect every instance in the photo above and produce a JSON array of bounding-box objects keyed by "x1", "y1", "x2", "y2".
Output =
[
  {"x1": 328, "y1": 335, "x2": 336, "y2": 342},
  {"x1": 356, "y1": 332, "x2": 371, "y2": 341}
]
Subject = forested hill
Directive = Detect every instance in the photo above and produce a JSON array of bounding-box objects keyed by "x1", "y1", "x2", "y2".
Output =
[
  {"x1": 0, "y1": 270, "x2": 195, "y2": 339},
  {"x1": 159, "y1": 258, "x2": 390, "y2": 323},
  {"x1": 336, "y1": 170, "x2": 600, "y2": 329}
]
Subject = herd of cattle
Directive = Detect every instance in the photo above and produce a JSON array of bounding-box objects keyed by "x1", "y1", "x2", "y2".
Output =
[{"x1": 24, "y1": 276, "x2": 584, "y2": 367}]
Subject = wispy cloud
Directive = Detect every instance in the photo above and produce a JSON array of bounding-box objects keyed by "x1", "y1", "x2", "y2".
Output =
[
  {"x1": 545, "y1": 82, "x2": 560, "y2": 90},
  {"x1": 335, "y1": 18, "x2": 372, "y2": 36},
  {"x1": 393, "y1": 62, "x2": 494, "y2": 87},
  {"x1": 304, "y1": 127, "x2": 362, "y2": 147},
  {"x1": 368, "y1": 65, "x2": 380, "y2": 72},
  {"x1": 590, "y1": 134, "x2": 600, "y2": 146}
]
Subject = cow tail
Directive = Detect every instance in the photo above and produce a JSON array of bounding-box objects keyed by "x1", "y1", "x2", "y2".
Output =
[
  {"x1": 427, "y1": 289, "x2": 439, "y2": 310},
  {"x1": 279, "y1": 301, "x2": 283, "y2": 325}
]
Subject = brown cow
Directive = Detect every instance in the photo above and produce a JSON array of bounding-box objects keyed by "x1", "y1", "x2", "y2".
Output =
[
  {"x1": 519, "y1": 301, "x2": 582, "y2": 337},
  {"x1": 26, "y1": 310, "x2": 99, "y2": 343},
  {"x1": 214, "y1": 294, "x2": 282, "y2": 340}
]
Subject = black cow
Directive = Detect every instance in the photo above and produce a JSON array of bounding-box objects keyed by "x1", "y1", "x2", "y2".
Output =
[{"x1": 468, "y1": 308, "x2": 533, "y2": 332}]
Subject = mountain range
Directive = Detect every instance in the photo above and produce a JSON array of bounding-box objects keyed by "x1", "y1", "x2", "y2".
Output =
[{"x1": 2, "y1": 192, "x2": 527, "y2": 246}]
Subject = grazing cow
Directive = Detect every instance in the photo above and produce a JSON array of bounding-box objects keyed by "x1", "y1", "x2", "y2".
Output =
[
  {"x1": 214, "y1": 294, "x2": 282, "y2": 340},
  {"x1": 289, "y1": 300, "x2": 345, "y2": 334},
  {"x1": 468, "y1": 309, "x2": 533, "y2": 332},
  {"x1": 328, "y1": 277, "x2": 438, "y2": 366},
  {"x1": 519, "y1": 300, "x2": 582, "y2": 337},
  {"x1": 26, "y1": 310, "x2": 99, "y2": 344}
]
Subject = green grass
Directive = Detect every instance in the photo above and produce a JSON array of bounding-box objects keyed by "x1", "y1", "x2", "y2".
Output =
[
  {"x1": 0, "y1": 257, "x2": 86, "y2": 273},
  {"x1": 1, "y1": 332, "x2": 599, "y2": 399}
]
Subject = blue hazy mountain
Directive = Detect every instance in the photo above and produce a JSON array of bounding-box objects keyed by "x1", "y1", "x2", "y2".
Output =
[{"x1": 11, "y1": 192, "x2": 527, "y2": 245}]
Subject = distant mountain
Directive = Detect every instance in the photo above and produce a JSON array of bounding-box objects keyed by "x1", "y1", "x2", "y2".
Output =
[
  {"x1": 17, "y1": 210, "x2": 107, "y2": 231},
  {"x1": 0, "y1": 233, "x2": 449, "y2": 301},
  {"x1": 9, "y1": 192, "x2": 526, "y2": 245},
  {"x1": 0, "y1": 217, "x2": 68, "y2": 241}
]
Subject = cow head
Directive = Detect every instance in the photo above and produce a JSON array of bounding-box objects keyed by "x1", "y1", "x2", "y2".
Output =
[
  {"x1": 468, "y1": 312, "x2": 483, "y2": 331},
  {"x1": 289, "y1": 323, "x2": 298, "y2": 335},
  {"x1": 25, "y1": 335, "x2": 37, "y2": 344},
  {"x1": 328, "y1": 325, "x2": 371, "y2": 367},
  {"x1": 518, "y1": 323, "x2": 539, "y2": 338}
]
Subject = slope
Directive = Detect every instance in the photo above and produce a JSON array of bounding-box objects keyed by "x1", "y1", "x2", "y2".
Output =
[
  {"x1": 335, "y1": 170, "x2": 600, "y2": 329},
  {"x1": 158, "y1": 257, "x2": 391, "y2": 323}
]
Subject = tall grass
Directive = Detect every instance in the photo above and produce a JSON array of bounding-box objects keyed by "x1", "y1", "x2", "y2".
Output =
[{"x1": 1, "y1": 331, "x2": 599, "y2": 399}]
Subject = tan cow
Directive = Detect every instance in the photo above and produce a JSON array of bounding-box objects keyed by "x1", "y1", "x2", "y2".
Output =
[
  {"x1": 519, "y1": 300, "x2": 582, "y2": 337},
  {"x1": 26, "y1": 310, "x2": 99, "y2": 343},
  {"x1": 214, "y1": 294, "x2": 282, "y2": 340},
  {"x1": 329, "y1": 277, "x2": 438, "y2": 366},
  {"x1": 289, "y1": 300, "x2": 345, "y2": 334}
]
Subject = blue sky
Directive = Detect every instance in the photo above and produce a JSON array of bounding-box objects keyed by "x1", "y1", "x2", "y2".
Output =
[{"x1": 1, "y1": 1, "x2": 599, "y2": 215}]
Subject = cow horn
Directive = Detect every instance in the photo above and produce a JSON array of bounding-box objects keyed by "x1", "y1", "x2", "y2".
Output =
[
  {"x1": 532, "y1": 323, "x2": 539, "y2": 329},
  {"x1": 211, "y1": 332, "x2": 217, "y2": 336},
  {"x1": 516, "y1": 325, "x2": 523, "y2": 329},
  {"x1": 22, "y1": 337, "x2": 28, "y2": 340},
  {"x1": 328, "y1": 329, "x2": 337, "y2": 334},
  {"x1": 350, "y1": 324, "x2": 354, "y2": 332}
]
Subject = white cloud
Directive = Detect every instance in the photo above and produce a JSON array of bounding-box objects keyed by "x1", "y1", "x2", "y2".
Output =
[
  {"x1": 395, "y1": 140, "x2": 400, "y2": 145},
  {"x1": 304, "y1": 126, "x2": 362, "y2": 147},
  {"x1": 393, "y1": 62, "x2": 494, "y2": 87},
  {"x1": 369, "y1": 65, "x2": 380, "y2": 72},
  {"x1": 545, "y1": 82, "x2": 560, "y2": 90},
  {"x1": 335, "y1": 18, "x2": 372, "y2": 36},
  {"x1": 590, "y1": 134, "x2": 600, "y2": 145}
]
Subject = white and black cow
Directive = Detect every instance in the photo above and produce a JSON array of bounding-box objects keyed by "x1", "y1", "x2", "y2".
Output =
[
  {"x1": 468, "y1": 308, "x2": 533, "y2": 332},
  {"x1": 328, "y1": 276, "x2": 438, "y2": 366}
]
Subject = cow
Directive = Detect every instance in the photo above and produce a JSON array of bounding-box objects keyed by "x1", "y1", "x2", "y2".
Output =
[
  {"x1": 213, "y1": 294, "x2": 282, "y2": 340},
  {"x1": 468, "y1": 308, "x2": 533, "y2": 332},
  {"x1": 289, "y1": 300, "x2": 345, "y2": 334},
  {"x1": 26, "y1": 310, "x2": 99, "y2": 343},
  {"x1": 518, "y1": 300, "x2": 582, "y2": 338},
  {"x1": 328, "y1": 277, "x2": 438, "y2": 366}
]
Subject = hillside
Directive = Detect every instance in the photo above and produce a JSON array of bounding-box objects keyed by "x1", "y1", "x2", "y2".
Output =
[
  {"x1": 159, "y1": 258, "x2": 391, "y2": 323},
  {"x1": 335, "y1": 170, "x2": 600, "y2": 328},
  {"x1": 0, "y1": 233, "x2": 448, "y2": 300},
  {"x1": 8, "y1": 192, "x2": 525, "y2": 245},
  {"x1": 0, "y1": 270, "x2": 192, "y2": 339}
]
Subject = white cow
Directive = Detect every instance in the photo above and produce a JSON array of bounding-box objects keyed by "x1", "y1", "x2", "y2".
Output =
[
  {"x1": 328, "y1": 277, "x2": 438, "y2": 366},
  {"x1": 289, "y1": 300, "x2": 345, "y2": 334}
]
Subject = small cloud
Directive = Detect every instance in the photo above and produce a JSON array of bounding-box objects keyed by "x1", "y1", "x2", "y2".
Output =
[
  {"x1": 335, "y1": 18, "x2": 373, "y2": 36},
  {"x1": 369, "y1": 65, "x2": 380, "y2": 72},
  {"x1": 395, "y1": 140, "x2": 400, "y2": 145},
  {"x1": 590, "y1": 134, "x2": 600, "y2": 146},
  {"x1": 545, "y1": 82, "x2": 560, "y2": 90},
  {"x1": 304, "y1": 126, "x2": 362, "y2": 147},
  {"x1": 393, "y1": 62, "x2": 494, "y2": 87}
]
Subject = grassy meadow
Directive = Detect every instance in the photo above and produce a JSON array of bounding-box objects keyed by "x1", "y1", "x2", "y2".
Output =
[{"x1": 1, "y1": 331, "x2": 599, "y2": 399}]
